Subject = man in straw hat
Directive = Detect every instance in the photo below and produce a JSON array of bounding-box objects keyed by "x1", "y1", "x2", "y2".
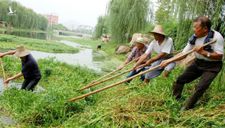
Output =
[
  {"x1": 118, "y1": 37, "x2": 148, "y2": 80},
  {"x1": 1, "y1": 46, "x2": 41, "y2": 91},
  {"x1": 160, "y1": 16, "x2": 224, "y2": 110},
  {"x1": 133, "y1": 25, "x2": 176, "y2": 83}
]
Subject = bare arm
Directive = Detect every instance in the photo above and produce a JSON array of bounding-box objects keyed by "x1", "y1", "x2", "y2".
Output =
[
  {"x1": 145, "y1": 53, "x2": 168, "y2": 66},
  {"x1": 136, "y1": 52, "x2": 170, "y2": 69},
  {"x1": 133, "y1": 53, "x2": 148, "y2": 69},
  {"x1": 4, "y1": 72, "x2": 23, "y2": 84},
  {"x1": 196, "y1": 49, "x2": 223, "y2": 60},
  {"x1": 0, "y1": 50, "x2": 16, "y2": 58},
  {"x1": 160, "y1": 52, "x2": 188, "y2": 68}
]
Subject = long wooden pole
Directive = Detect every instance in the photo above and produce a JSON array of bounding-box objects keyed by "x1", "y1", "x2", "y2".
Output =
[
  {"x1": 69, "y1": 65, "x2": 160, "y2": 102},
  {"x1": 0, "y1": 59, "x2": 7, "y2": 87},
  {"x1": 0, "y1": 59, "x2": 6, "y2": 80},
  {"x1": 80, "y1": 50, "x2": 181, "y2": 91},
  {"x1": 84, "y1": 57, "x2": 137, "y2": 87},
  {"x1": 69, "y1": 39, "x2": 216, "y2": 102},
  {"x1": 79, "y1": 68, "x2": 133, "y2": 91}
]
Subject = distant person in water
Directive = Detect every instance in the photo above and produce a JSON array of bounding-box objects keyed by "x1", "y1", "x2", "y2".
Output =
[
  {"x1": 97, "y1": 44, "x2": 102, "y2": 50},
  {"x1": 0, "y1": 46, "x2": 41, "y2": 91}
]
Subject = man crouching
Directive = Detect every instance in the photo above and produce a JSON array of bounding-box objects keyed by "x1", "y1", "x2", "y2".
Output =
[{"x1": 1, "y1": 46, "x2": 41, "y2": 91}]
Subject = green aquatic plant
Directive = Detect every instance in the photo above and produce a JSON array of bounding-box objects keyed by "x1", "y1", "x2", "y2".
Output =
[{"x1": 0, "y1": 34, "x2": 79, "y2": 53}]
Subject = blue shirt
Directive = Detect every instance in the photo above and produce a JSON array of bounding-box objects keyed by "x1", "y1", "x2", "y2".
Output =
[{"x1": 21, "y1": 54, "x2": 41, "y2": 80}]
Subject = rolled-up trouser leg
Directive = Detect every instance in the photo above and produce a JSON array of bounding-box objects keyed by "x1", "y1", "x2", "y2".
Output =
[
  {"x1": 173, "y1": 62, "x2": 202, "y2": 99},
  {"x1": 184, "y1": 71, "x2": 219, "y2": 109},
  {"x1": 144, "y1": 60, "x2": 163, "y2": 80},
  {"x1": 163, "y1": 62, "x2": 176, "y2": 77},
  {"x1": 164, "y1": 62, "x2": 176, "y2": 72}
]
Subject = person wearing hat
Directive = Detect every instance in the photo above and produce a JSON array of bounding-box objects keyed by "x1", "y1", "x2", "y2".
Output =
[
  {"x1": 133, "y1": 25, "x2": 176, "y2": 83},
  {"x1": 117, "y1": 37, "x2": 148, "y2": 80},
  {"x1": 118, "y1": 37, "x2": 148, "y2": 69},
  {"x1": 160, "y1": 16, "x2": 224, "y2": 110},
  {"x1": 2, "y1": 46, "x2": 41, "y2": 91}
]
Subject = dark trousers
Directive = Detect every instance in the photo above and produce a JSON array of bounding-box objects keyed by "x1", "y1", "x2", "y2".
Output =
[
  {"x1": 173, "y1": 59, "x2": 222, "y2": 109},
  {"x1": 21, "y1": 78, "x2": 41, "y2": 91},
  {"x1": 126, "y1": 67, "x2": 146, "y2": 82}
]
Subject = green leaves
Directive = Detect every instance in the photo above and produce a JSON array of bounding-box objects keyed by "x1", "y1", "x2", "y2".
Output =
[
  {"x1": 0, "y1": 0, "x2": 48, "y2": 31},
  {"x1": 108, "y1": 0, "x2": 150, "y2": 43}
]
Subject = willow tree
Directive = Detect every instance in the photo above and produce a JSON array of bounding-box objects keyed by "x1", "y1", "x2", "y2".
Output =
[
  {"x1": 0, "y1": 0, "x2": 48, "y2": 31},
  {"x1": 155, "y1": 0, "x2": 224, "y2": 49},
  {"x1": 108, "y1": 0, "x2": 150, "y2": 43},
  {"x1": 94, "y1": 16, "x2": 108, "y2": 39},
  {"x1": 172, "y1": 0, "x2": 224, "y2": 49},
  {"x1": 158, "y1": 0, "x2": 225, "y2": 87}
]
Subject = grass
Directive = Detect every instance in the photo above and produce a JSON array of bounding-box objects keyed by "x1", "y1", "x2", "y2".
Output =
[
  {"x1": 0, "y1": 55, "x2": 224, "y2": 127},
  {"x1": 0, "y1": 57, "x2": 98, "y2": 127},
  {"x1": 0, "y1": 36, "x2": 224, "y2": 127},
  {"x1": 0, "y1": 28, "x2": 48, "y2": 33},
  {"x1": 0, "y1": 34, "x2": 79, "y2": 53}
]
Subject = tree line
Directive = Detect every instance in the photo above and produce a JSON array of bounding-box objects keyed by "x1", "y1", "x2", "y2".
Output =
[
  {"x1": 94, "y1": 0, "x2": 224, "y2": 48},
  {"x1": 0, "y1": 0, "x2": 48, "y2": 31}
]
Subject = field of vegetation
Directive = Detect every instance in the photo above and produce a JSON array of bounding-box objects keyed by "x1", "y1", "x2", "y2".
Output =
[
  {"x1": 0, "y1": 0, "x2": 224, "y2": 127},
  {"x1": 0, "y1": 36, "x2": 224, "y2": 127},
  {"x1": 0, "y1": 34, "x2": 78, "y2": 53}
]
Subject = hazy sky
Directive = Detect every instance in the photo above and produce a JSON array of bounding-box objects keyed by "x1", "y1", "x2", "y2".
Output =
[{"x1": 14, "y1": 0, "x2": 110, "y2": 27}]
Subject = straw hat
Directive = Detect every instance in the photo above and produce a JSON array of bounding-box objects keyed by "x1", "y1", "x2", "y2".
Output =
[
  {"x1": 14, "y1": 46, "x2": 30, "y2": 57},
  {"x1": 149, "y1": 25, "x2": 166, "y2": 36},
  {"x1": 130, "y1": 37, "x2": 146, "y2": 46}
]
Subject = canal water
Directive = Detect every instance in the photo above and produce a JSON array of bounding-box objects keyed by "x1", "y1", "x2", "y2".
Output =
[{"x1": 0, "y1": 40, "x2": 121, "y2": 93}]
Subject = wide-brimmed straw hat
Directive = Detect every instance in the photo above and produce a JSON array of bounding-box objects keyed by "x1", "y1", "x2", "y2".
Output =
[
  {"x1": 130, "y1": 37, "x2": 146, "y2": 46},
  {"x1": 14, "y1": 46, "x2": 30, "y2": 57},
  {"x1": 149, "y1": 25, "x2": 166, "y2": 36}
]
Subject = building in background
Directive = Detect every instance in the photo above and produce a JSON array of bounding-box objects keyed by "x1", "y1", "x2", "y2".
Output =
[{"x1": 44, "y1": 14, "x2": 59, "y2": 25}]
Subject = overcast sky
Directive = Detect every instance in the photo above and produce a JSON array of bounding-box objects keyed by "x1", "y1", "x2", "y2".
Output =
[{"x1": 14, "y1": 0, "x2": 110, "y2": 27}]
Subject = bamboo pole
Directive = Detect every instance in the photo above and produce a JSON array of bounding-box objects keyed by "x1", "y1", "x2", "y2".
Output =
[
  {"x1": 0, "y1": 59, "x2": 7, "y2": 87},
  {"x1": 84, "y1": 57, "x2": 137, "y2": 87},
  {"x1": 80, "y1": 50, "x2": 182, "y2": 91},
  {"x1": 80, "y1": 57, "x2": 140, "y2": 91},
  {"x1": 0, "y1": 59, "x2": 6, "y2": 80},
  {"x1": 69, "y1": 39, "x2": 217, "y2": 102},
  {"x1": 69, "y1": 65, "x2": 160, "y2": 102},
  {"x1": 79, "y1": 68, "x2": 133, "y2": 91}
]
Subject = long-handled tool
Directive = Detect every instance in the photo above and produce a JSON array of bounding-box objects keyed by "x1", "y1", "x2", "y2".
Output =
[
  {"x1": 69, "y1": 39, "x2": 216, "y2": 102},
  {"x1": 95, "y1": 58, "x2": 136, "y2": 82},
  {"x1": 0, "y1": 59, "x2": 6, "y2": 80},
  {"x1": 0, "y1": 59, "x2": 7, "y2": 87},
  {"x1": 69, "y1": 65, "x2": 160, "y2": 102},
  {"x1": 80, "y1": 57, "x2": 139, "y2": 91},
  {"x1": 81, "y1": 50, "x2": 182, "y2": 91},
  {"x1": 80, "y1": 68, "x2": 133, "y2": 91}
]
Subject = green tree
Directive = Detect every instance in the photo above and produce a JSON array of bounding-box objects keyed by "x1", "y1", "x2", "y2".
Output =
[
  {"x1": 0, "y1": 0, "x2": 48, "y2": 31},
  {"x1": 108, "y1": 0, "x2": 150, "y2": 43},
  {"x1": 94, "y1": 16, "x2": 108, "y2": 38}
]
